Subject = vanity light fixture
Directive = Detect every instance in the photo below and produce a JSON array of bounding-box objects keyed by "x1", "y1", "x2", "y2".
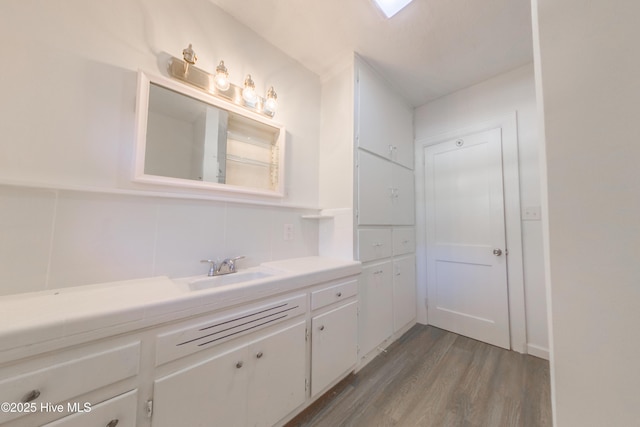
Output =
[
  {"x1": 242, "y1": 74, "x2": 258, "y2": 105},
  {"x1": 214, "y1": 60, "x2": 230, "y2": 91},
  {"x1": 264, "y1": 86, "x2": 278, "y2": 115},
  {"x1": 168, "y1": 44, "x2": 280, "y2": 118},
  {"x1": 182, "y1": 43, "x2": 197, "y2": 73}
]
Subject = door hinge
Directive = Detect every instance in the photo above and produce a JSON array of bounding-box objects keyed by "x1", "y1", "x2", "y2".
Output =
[
  {"x1": 305, "y1": 327, "x2": 309, "y2": 341},
  {"x1": 146, "y1": 400, "x2": 153, "y2": 419},
  {"x1": 305, "y1": 378, "x2": 309, "y2": 391},
  {"x1": 357, "y1": 345, "x2": 361, "y2": 355}
]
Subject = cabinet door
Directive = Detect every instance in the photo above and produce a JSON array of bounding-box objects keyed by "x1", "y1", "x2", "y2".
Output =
[
  {"x1": 358, "y1": 262, "x2": 394, "y2": 357},
  {"x1": 358, "y1": 150, "x2": 392, "y2": 225},
  {"x1": 357, "y1": 62, "x2": 414, "y2": 170},
  {"x1": 358, "y1": 64, "x2": 395, "y2": 158},
  {"x1": 392, "y1": 163, "x2": 415, "y2": 225},
  {"x1": 152, "y1": 346, "x2": 247, "y2": 427},
  {"x1": 43, "y1": 390, "x2": 138, "y2": 427},
  {"x1": 393, "y1": 255, "x2": 417, "y2": 332},
  {"x1": 311, "y1": 301, "x2": 358, "y2": 396},
  {"x1": 246, "y1": 321, "x2": 307, "y2": 427}
]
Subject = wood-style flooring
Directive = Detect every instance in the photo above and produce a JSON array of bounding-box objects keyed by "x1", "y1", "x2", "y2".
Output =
[{"x1": 287, "y1": 325, "x2": 551, "y2": 427}]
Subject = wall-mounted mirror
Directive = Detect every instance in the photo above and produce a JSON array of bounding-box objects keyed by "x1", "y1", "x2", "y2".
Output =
[{"x1": 134, "y1": 72, "x2": 285, "y2": 197}]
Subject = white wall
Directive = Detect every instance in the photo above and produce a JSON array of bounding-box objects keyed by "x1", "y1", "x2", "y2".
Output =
[
  {"x1": 414, "y1": 64, "x2": 548, "y2": 356},
  {"x1": 0, "y1": 0, "x2": 322, "y2": 295},
  {"x1": 317, "y1": 59, "x2": 355, "y2": 260},
  {"x1": 533, "y1": 0, "x2": 640, "y2": 425}
]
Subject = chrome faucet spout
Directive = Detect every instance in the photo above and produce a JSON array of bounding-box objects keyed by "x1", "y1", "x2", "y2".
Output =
[{"x1": 215, "y1": 255, "x2": 245, "y2": 275}]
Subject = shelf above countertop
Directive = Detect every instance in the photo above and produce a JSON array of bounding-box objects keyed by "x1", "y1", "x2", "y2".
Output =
[
  {"x1": 0, "y1": 178, "x2": 321, "y2": 210},
  {"x1": 301, "y1": 214, "x2": 335, "y2": 219}
]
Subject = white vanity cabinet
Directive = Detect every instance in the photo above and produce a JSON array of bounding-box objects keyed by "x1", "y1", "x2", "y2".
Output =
[
  {"x1": 152, "y1": 321, "x2": 306, "y2": 427},
  {"x1": 42, "y1": 390, "x2": 138, "y2": 427},
  {"x1": 152, "y1": 345, "x2": 246, "y2": 427},
  {"x1": 310, "y1": 281, "x2": 358, "y2": 397},
  {"x1": 0, "y1": 339, "x2": 141, "y2": 427},
  {"x1": 0, "y1": 258, "x2": 362, "y2": 427}
]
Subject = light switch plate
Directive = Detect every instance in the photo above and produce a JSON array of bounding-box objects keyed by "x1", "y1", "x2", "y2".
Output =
[{"x1": 283, "y1": 224, "x2": 294, "y2": 241}]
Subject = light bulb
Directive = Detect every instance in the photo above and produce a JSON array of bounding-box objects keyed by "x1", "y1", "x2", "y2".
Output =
[
  {"x1": 214, "y1": 60, "x2": 230, "y2": 91},
  {"x1": 264, "y1": 86, "x2": 278, "y2": 115},
  {"x1": 242, "y1": 74, "x2": 257, "y2": 105}
]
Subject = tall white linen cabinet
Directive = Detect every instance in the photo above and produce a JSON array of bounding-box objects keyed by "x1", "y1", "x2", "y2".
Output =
[{"x1": 318, "y1": 54, "x2": 417, "y2": 367}]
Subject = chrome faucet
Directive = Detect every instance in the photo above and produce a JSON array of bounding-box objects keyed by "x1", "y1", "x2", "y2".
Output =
[{"x1": 200, "y1": 256, "x2": 245, "y2": 277}]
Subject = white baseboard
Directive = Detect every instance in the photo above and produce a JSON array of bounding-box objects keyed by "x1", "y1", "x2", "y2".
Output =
[{"x1": 527, "y1": 343, "x2": 550, "y2": 360}]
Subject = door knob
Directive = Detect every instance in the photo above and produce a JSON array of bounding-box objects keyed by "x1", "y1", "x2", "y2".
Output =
[{"x1": 493, "y1": 249, "x2": 503, "y2": 256}]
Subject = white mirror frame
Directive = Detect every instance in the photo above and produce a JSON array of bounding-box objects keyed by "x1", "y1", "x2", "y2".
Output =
[{"x1": 134, "y1": 71, "x2": 286, "y2": 198}]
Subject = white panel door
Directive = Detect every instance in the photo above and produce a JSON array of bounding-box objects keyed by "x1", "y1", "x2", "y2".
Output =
[
  {"x1": 425, "y1": 128, "x2": 510, "y2": 349},
  {"x1": 358, "y1": 150, "x2": 392, "y2": 225}
]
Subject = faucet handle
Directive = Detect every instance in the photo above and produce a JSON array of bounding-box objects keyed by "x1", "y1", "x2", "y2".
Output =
[
  {"x1": 230, "y1": 255, "x2": 245, "y2": 269},
  {"x1": 200, "y1": 259, "x2": 218, "y2": 276}
]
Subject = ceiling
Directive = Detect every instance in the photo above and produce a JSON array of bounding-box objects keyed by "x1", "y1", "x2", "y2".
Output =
[{"x1": 208, "y1": 0, "x2": 534, "y2": 107}]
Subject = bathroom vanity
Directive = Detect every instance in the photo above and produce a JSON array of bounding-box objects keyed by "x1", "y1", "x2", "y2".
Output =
[{"x1": 0, "y1": 257, "x2": 360, "y2": 427}]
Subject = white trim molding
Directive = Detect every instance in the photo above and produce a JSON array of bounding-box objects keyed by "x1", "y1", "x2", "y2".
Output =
[
  {"x1": 527, "y1": 344, "x2": 550, "y2": 360},
  {"x1": 414, "y1": 112, "x2": 528, "y2": 354}
]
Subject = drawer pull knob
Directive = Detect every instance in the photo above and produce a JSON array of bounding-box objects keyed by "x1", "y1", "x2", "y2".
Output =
[
  {"x1": 22, "y1": 389, "x2": 40, "y2": 403},
  {"x1": 256, "y1": 351, "x2": 263, "y2": 359},
  {"x1": 337, "y1": 292, "x2": 342, "y2": 297},
  {"x1": 236, "y1": 361, "x2": 244, "y2": 369},
  {"x1": 106, "y1": 420, "x2": 119, "y2": 427},
  {"x1": 320, "y1": 325, "x2": 325, "y2": 331}
]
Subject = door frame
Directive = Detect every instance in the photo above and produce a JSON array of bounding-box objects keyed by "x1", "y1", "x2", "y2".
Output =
[{"x1": 415, "y1": 112, "x2": 527, "y2": 353}]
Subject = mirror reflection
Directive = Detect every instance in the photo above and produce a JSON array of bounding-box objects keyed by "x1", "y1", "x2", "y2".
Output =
[{"x1": 144, "y1": 83, "x2": 281, "y2": 193}]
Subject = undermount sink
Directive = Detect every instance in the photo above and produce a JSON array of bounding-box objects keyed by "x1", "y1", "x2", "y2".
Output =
[{"x1": 188, "y1": 269, "x2": 278, "y2": 291}]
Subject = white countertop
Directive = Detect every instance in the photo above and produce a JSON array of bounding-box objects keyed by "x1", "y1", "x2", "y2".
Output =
[{"x1": 0, "y1": 257, "x2": 361, "y2": 358}]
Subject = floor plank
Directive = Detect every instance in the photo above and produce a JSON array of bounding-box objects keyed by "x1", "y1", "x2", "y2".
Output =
[{"x1": 287, "y1": 325, "x2": 551, "y2": 427}]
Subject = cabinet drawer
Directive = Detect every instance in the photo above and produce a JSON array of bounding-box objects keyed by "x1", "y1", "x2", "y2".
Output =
[
  {"x1": 156, "y1": 294, "x2": 307, "y2": 366},
  {"x1": 311, "y1": 280, "x2": 357, "y2": 311},
  {"x1": 0, "y1": 342, "x2": 140, "y2": 424},
  {"x1": 358, "y1": 228, "x2": 392, "y2": 262},
  {"x1": 43, "y1": 389, "x2": 138, "y2": 427},
  {"x1": 393, "y1": 228, "x2": 415, "y2": 255}
]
